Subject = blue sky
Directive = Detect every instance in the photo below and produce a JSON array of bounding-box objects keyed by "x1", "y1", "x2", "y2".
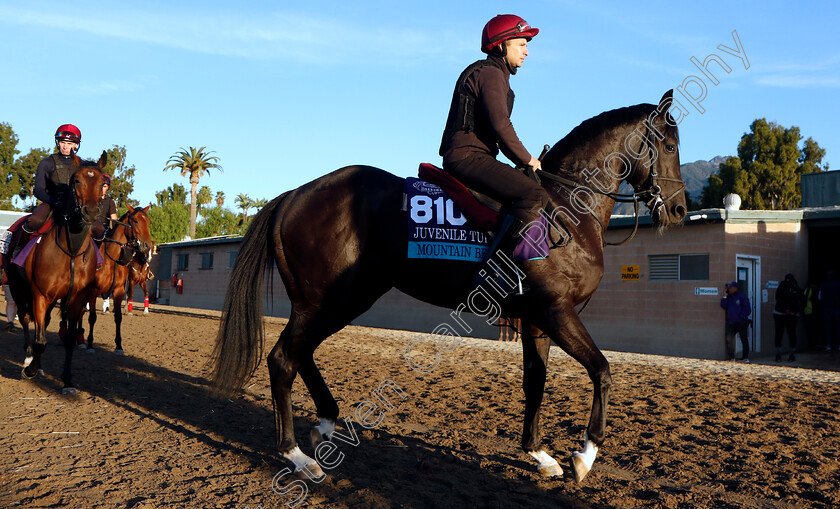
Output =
[{"x1": 1, "y1": 0, "x2": 838, "y2": 208}]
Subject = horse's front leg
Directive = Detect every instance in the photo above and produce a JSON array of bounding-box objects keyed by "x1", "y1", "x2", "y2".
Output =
[
  {"x1": 520, "y1": 321, "x2": 563, "y2": 477},
  {"x1": 86, "y1": 297, "x2": 97, "y2": 351},
  {"x1": 540, "y1": 303, "x2": 612, "y2": 483},
  {"x1": 113, "y1": 288, "x2": 125, "y2": 354},
  {"x1": 21, "y1": 296, "x2": 45, "y2": 379}
]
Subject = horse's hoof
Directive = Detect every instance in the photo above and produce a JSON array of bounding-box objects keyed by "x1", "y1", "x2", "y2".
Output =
[
  {"x1": 114, "y1": 349, "x2": 125, "y2": 356},
  {"x1": 61, "y1": 387, "x2": 78, "y2": 396},
  {"x1": 539, "y1": 462, "x2": 564, "y2": 477},
  {"x1": 298, "y1": 460, "x2": 324, "y2": 478},
  {"x1": 570, "y1": 433, "x2": 599, "y2": 483},
  {"x1": 21, "y1": 368, "x2": 36, "y2": 380},
  {"x1": 76, "y1": 343, "x2": 87, "y2": 350},
  {"x1": 529, "y1": 450, "x2": 563, "y2": 477},
  {"x1": 85, "y1": 348, "x2": 95, "y2": 354},
  {"x1": 571, "y1": 453, "x2": 591, "y2": 483}
]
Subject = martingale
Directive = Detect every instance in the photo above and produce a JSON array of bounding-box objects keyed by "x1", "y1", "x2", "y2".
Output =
[{"x1": 404, "y1": 177, "x2": 489, "y2": 262}]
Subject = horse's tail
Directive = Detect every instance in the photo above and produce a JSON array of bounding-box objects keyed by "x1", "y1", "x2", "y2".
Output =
[{"x1": 212, "y1": 191, "x2": 290, "y2": 395}]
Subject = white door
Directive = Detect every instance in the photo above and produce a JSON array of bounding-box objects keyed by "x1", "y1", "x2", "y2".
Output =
[{"x1": 736, "y1": 255, "x2": 761, "y2": 354}]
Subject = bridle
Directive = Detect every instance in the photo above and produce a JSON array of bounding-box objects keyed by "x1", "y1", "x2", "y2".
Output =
[
  {"x1": 68, "y1": 169, "x2": 101, "y2": 227},
  {"x1": 534, "y1": 118, "x2": 685, "y2": 247},
  {"x1": 101, "y1": 208, "x2": 151, "y2": 295},
  {"x1": 632, "y1": 121, "x2": 686, "y2": 221}
]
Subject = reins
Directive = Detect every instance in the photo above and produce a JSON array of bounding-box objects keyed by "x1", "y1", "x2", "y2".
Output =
[{"x1": 533, "y1": 119, "x2": 684, "y2": 249}]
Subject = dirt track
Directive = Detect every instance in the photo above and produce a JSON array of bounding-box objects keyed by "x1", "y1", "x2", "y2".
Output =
[{"x1": 1, "y1": 300, "x2": 840, "y2": 508}]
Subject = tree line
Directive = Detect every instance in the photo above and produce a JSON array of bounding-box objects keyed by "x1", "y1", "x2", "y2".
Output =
[
  {"x1": 0, "y1": 123, "x2": 267, "y2": 244},
  {"x1": 698, "y1": 118, "x2": 828, "y2": 210}
]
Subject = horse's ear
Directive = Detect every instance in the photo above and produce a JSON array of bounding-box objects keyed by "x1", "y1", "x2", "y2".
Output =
[
  {"x1": 143, "y1": 204, "x2": 152, "y2": 212},
  {"x1": 127, "y1": 203, "x2": 135, "y2": 213},
  {"x1": 98, "y1": 150, "x2": 108, "y2": 169},
  {"x1": 660, "y1": 89, "x2": 673, "y2": 104}
]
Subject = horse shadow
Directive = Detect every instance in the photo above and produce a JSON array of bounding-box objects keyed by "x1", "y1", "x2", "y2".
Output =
[{"x1": 0, "y1": 325, "x2": 582, "y2": 507}]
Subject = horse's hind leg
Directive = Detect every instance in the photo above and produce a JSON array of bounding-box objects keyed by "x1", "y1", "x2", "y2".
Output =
[
  {"x1": 267, "y1": 314, "x2": 326, "y2": 477},
  {"x1": 270, "y1": 279, "x2": 390, "y2": 476},
  {"x1": 141, "y1": 279, "x2": 150, "y2": 314}
]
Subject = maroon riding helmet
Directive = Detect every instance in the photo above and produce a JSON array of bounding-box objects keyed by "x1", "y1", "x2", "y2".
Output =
[
  {"x1": 481, "y1": 14, "x2": 539, "y2": 54},
  {"x1": 55, "y1": 124, "x2": 81, "y2": 146}
]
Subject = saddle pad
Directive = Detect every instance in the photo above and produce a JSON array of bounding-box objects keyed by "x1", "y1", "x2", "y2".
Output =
[{"x1": 405, "y1": 177, "x2": 489, "y2": 262}]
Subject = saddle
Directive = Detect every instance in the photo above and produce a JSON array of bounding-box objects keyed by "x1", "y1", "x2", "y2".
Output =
[
  {"x1": 414, "y1": 163, "x2": 552, "y2": 264},
  {"x1": 417, "y1": 163, "x2": 501, "y2": 230}
]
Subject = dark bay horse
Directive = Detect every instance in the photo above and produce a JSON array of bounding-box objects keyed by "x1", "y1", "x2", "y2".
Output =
[
  {"x1": 214, "y1": 90, "x2": 687, "y2": 482},
  {"x1": 5, "y1": 153, "x2": 106, "y2": 395},
  {"x1": 125, "y1": 240, "x2": 155, "y2": 315},
  {"x1": 82, "y1": 205, "x2": 152, "y2": 353}
]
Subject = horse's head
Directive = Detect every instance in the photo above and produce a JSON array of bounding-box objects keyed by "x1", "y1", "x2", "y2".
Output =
[
  {"x1": 628, "y1": 90, "x2": 687, "y2": 227},
  {"x1": 122, "y1": 204, "x2": 154, "y2": 262},
  {"x1": 71, "y1": 151, "x2": 107, "y2": 225}
]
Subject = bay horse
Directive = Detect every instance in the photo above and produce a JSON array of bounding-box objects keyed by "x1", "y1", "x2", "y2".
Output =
[
  {"x1": 5, "y1": 153, "x2": 106, "y2": 395},
  {"x1": 81, "y1": 205, "x2": 152, "y2": 353},
  {"x1": 125, "y1": 240, "x2": 155, "y2": 315},
  {"x1": 213, "y1": 90, "x2": 686, "y2": 482}
]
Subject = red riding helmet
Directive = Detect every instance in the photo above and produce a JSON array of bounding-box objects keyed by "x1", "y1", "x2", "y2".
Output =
[
  {"x1": 481, "y1": 14, "x2": 539, "y2": 54},
  {"x1": 55, "y1": 124, "x2": 82, "y2": 145},
  {"x1": 102, "y1": 174, "x2": 111, "y2": 186}
]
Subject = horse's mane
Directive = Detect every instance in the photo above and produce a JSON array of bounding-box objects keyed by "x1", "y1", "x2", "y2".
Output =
[{"x1": 547, "y1": 103, "x2": 679, "y2": 163}]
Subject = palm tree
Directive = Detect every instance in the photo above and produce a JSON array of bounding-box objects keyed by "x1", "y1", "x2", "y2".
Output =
[
  {"x1": 235, "y1": 193, "x2": 252, "y2": 222},
  {"x1": 163, "y1": 147, "x2": 222, "y2": 238},
  {"x1": 215, "y1": 191, "x2": 225, "y2": 207}
]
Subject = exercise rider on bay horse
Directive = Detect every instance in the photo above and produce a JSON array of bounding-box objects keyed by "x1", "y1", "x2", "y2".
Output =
[
  {"x1": 440, "y1": 14, "x2": 549, "y2": 293},
  {"x1": 12, "y1": 124, "x2": 107, "y2": 260}
]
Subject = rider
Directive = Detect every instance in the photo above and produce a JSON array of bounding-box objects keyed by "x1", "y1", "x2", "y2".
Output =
[
  {"x1": 440, "y1": 15, "x2": 550, "y2": 272},
  {"x1": 98, "y1": 174, "x2": 119, "y2": 232},
  {"x1": 15, "y1": 125, "x2": 106, "y2": 255},
  {"x1": 98, "y1": 174, "x2": 119, "y2": 313}
]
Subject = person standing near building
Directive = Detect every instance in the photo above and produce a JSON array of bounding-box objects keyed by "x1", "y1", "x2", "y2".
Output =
[
  {"x1": 820, "y1": 270, "x2": 840, "y2": 351},
  {"x1": 720, "y1": 281, "x2": 752, "y2": 362},
  {"x1": 773, "y1": 273, "x2": 804, "y2": 362}
]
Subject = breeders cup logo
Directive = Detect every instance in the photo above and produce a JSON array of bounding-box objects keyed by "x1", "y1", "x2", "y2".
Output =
[{"x1": 412, "y1": 181, "x2": 444, "y2": 196}]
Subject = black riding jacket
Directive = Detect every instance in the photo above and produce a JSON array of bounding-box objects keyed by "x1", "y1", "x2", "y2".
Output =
[{"x1": 34, "y1": 153, "x2": 81, "y2": 205}]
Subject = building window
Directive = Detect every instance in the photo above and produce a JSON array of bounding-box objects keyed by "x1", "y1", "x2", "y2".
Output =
[
  {"x1": 176, "y1": 253, "x2": 189, "y2": 271},
  {"x1": 229, "y1": 250, "x2": 238, "y2": 268},
  {"x1": 200, "y1": 252, "x2": 214, "y2": 270},
  {"x1": 649, "y1": 253, "x2": 709, "y2": 281}
]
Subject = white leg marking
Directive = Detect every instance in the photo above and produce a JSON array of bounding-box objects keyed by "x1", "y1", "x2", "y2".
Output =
[
  {"x1": 311, "y1": 418, "x2": 336, "y2": 448},
  {"x1": 23, "y1": 356, "x2": 33, "y2": 368},
  {"x1": 282, "y1": 446, "x2": 324, "y2": 477},
  {"x1": 529, "y1": 450, "x2": 563, "y2": 476},
  {"x1": 571, "y1": 432, "x2": 599, "y2": 483}
]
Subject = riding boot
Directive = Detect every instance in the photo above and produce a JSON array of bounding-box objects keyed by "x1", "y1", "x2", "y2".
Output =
[{"x1": 474, "y1": 214, "x2": 528, "y2": 296}]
